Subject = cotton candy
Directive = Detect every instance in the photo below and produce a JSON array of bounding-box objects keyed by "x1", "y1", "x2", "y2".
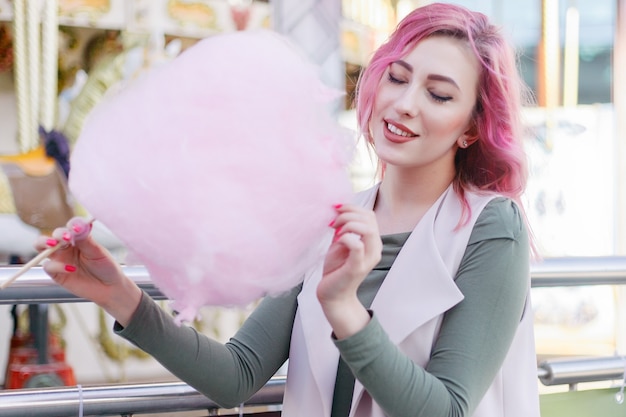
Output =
[{"x1": 69, "y1": 30, "x2": 354, "y2": 322}]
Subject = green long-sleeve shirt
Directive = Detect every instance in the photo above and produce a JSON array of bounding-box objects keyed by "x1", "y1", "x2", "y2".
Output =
[{"x1": 116, "y1": 197, "x2": 530, "y2": 416}]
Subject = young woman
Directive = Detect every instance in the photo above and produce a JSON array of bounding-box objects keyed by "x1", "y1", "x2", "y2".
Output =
[{"x1": 37, "y1": 3, "x2": 540, "y2": 416}]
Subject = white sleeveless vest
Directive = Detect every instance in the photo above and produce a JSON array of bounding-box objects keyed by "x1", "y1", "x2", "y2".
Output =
[{"x1": 282, "y1": 184, "x2": 540, "y2": 417}]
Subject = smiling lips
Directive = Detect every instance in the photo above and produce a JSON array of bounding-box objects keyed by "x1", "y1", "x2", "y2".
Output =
[{"x1": 385, "y1": 121, "x2": 418, "y2": 143}]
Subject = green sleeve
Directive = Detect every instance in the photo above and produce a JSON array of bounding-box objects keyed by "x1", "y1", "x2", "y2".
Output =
[
  {"x1": 115, "y1": 285, "x2": 300, "y2": 409},
  {"x1": 334, "y1": 198, "x2": 530, "y2": 417}
]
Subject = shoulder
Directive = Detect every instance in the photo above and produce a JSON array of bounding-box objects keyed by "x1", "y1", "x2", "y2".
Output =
[{"x1": 467, "y1": 197, "x2": 526, "y2": 244}]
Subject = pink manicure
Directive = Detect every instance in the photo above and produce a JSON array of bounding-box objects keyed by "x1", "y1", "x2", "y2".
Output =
[
  {"x1": 333, "y1": 204, "x2": 343, "y2": 209},
  {"x1": 62, "y1": 231, "x2": 72, "y2": 241},
  {"x1": 46, "y1": 238, "x2": 58, "y2": 247},
  {"x1": 64, "y1": 265, "x2": 77, "y2": 272},
  {"x1": 67, "y1": 217, "x2": 93, "y2": 241}
]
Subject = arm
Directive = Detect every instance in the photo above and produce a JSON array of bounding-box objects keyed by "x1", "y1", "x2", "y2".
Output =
[
  {"x1": 116, "y1": 286, "x2": 299, "y2": 408},
  {"x1": 335, "y1": 198, "x2": 530, "y2": 417},
  {"x1": 35, "y1": 221, "x2": 298, "y2": 409}
]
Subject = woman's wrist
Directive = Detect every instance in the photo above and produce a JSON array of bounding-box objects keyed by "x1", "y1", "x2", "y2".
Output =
[
  {"x1": 101, "y1": 279, "x2": 143, "y2": 328},
  {"x1": 322, "y1": 296, "x2": 371, "y2": 340}
]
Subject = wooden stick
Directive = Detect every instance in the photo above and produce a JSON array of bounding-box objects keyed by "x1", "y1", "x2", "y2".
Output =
[
  {"x1": 0, "y1": 218, "x2": 96, "y2": 290},
  {"x1": 0, "y1": 244, "x2": 62, "y2": 290}
]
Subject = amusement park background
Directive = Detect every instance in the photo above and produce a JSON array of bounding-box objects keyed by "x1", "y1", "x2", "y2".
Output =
[{"x1": 0, "y1": 0, "x2": 624, "y2": 410}]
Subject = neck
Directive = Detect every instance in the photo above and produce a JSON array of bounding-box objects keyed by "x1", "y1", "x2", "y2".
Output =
[
  {"x1": 379, "y1": 163, "x2": 455, "y2": 206},
  {"x1": 374, "y1": 166, "x2": 455, "y2": 234}
]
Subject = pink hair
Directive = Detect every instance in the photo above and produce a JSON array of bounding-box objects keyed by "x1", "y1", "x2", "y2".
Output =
[{"x1": 355, "y1": 3, "x2": 533, "y2": 225}]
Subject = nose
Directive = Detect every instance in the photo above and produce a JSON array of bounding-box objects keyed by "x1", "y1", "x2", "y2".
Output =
[{"x1": 394, "y1": 87, "x2": 420, "y2": 118}]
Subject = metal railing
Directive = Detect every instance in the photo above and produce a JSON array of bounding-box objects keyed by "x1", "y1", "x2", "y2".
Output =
[
  {"x1": 0, "y1": 265, "x2": 166, "y2": 305},
  {"x1": 530, "y1": 256, "x2": 626, "y2": 287},
  {"x1": 0, "y1": 376, "x2": 285, "y2": 417},
  {"x1": 538, "y1": 356, "x2": 626, "y2": 387},
  {"x1": 0, "y1": 256, "x2": 625, "y2": 416},
  {"x1": 1, "y1": 356, "x2": 624, "y2": 417},
  {"x1": 1, "y1": 256, "x2": 626, "y2": 305}
]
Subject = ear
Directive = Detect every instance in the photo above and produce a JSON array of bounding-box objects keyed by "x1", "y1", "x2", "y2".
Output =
[{"x1": 458, "y1": 123, "x2": 479, "y2": 149}]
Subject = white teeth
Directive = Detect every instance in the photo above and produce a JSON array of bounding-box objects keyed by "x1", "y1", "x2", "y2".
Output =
[{"x1": 387, "y1": 122, "x2": 414, "y2": 137}]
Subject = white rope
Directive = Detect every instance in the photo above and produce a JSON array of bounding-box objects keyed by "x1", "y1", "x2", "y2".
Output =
[
  {"x1": 25, "y1": 0, "x2": 41, "y2": 151},
  {"x1": 40, "y1": 0, "x2": 58, "y2": 131},
  {"x1": 12, "y1": 0, "x2": 30, "y2": 152}
]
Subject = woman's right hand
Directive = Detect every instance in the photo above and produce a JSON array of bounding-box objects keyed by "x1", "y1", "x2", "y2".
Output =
[{"x1": 34, "y1": 220, "x2": 142, "y2": 327}]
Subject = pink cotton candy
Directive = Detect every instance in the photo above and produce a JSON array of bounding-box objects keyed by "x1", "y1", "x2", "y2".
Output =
[{"x1": 69, "y1": 30, "x2": 354, "y2": 322}]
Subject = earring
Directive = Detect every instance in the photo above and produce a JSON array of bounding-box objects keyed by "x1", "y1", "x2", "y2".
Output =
[{"x1": 462, "y1": 140, "x2": 468, "y2": 148}]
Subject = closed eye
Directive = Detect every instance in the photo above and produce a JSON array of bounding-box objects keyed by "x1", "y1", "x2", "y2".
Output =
[
  {"x1": 387, "y1": 72, "x2": 405, "y2": 84},
  {"x1": 429, "y1": 91, "x2": 452, "y2": 103}
]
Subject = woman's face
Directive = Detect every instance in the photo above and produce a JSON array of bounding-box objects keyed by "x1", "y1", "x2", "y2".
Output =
[{"x1": 370, "y1": 35, "x2": 480, "y2": 174}]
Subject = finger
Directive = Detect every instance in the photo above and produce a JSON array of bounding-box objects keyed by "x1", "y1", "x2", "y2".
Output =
[
  {"x1": 66, "y1": 217, "x2": 93, "y2": 241},
  {"x1": 33, "y1": 235, "x2": 75, "y2": 268},
  {"x1": 330, "y1": 205, "x2": 370, "y2": 224},
  {"x1": 42, "y1": 259, "x2": 76, "y2": 276},
  {"x1": 333, "y1": 204, "x2": 364, "y2": 214},
  {"x1": 333, "y1": 205, "x2": 376, "y2": 222},
  {"x1": 51, "y1": 227, "x2": 74, "y2": 246},
  {"x1": 330, "y1": 233, "x2": 368, "y2": 278},
  {"x1": 34, "y1": 235, "x2": 60, "y2": 252},
  {"x1": 331, "y1": 214, "x2": 371, "y2": 232},
  {"x1": 47, "y1": 217, "x2": 94, "y2": 248},
  {"x1": 333, "y1": 217, "x2": 380, "y2": 243},
  {"x1": 331, "y1": 208, "x2": 376, "y2": 228},
  {"x1": 332, "y1": 205, "x2": 371, "y2": 219},
  {"x1": 73, "y1": 235, "x2": 113, "y2": 261},
  {"x1": 335, "y1": 225, "x2": 381, "y2": 266},
  {"x1": 335, "y1": 232, "x2": 364, "y2": 251}
]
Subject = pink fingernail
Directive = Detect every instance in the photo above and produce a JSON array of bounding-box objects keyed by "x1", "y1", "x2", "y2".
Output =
[
  {"x1": 67, "y1": 217, "x2": 93, "y2": 241},
  {"x1": 333, "y1": 204, "x2": 343, "y2": 209},
  {"x1": 64, "y1": 265, "x2": 77, "y2": 272},
  {"x1": 328, "y1": 219, "x2": 335, "y2": 227},
  {"x1": 46, "y1": 238, "x2": 58, "y2": 247},
  {"x1": 62, "y1": 232, "x2": 72, "y2": 241}
]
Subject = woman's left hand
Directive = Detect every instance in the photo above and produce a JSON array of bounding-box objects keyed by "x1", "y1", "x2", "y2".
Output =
[{"x1": 317, "y1": 204, "x2": 382, "y2": 339}]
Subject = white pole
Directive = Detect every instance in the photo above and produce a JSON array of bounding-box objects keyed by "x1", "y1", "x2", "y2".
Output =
[
  {"x1": 40, "y1": 0, "x2": 58, "y2": 131},
  {"x1": 12, "y1": 0, "x2": 30, "y2": 152},
  {"x1": 25, "y1": 0, "x2": 41, "y2": 151}
]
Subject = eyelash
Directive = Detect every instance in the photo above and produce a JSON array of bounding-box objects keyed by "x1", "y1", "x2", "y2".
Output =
[
  {"x1": 386, "y1": 73, "x2": 452, "y2": 103},
  {"x1": 387, "y1": 73, "x2": 403, "y2": 84},
  {"x1": 430, "y1": 92, "x2": 452, "y2": 103}
]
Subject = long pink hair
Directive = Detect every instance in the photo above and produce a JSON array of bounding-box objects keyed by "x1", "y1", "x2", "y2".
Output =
[{"x1": 355, "y1": 3, "x2": 533, "y2": 225}]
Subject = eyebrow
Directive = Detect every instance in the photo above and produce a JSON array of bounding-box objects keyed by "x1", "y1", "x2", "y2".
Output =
[{"x1": 391, "y1": 60, "x2": 460, "y2": 89}]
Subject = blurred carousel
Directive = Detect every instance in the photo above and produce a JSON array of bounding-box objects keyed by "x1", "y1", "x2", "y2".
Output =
[
  {"x1": 0, "y1": 0, "x2": 388, "y2": 391},
  {"x1": 0, "y1": 0, "x2": 275, "y2": 389}
]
